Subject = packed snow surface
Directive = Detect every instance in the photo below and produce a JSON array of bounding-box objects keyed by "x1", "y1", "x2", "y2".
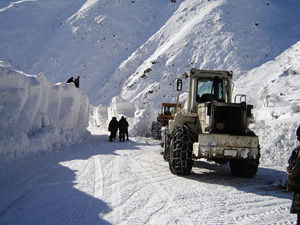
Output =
[
  {"x1": 0, "y1": 128, "x2": 297, "y2": 225},
  {"x1": 0, "y1": 0, "x2": 300, "y2": 224}
]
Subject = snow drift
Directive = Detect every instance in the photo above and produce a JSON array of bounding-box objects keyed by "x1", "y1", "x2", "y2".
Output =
[
  {"x1": 90, "y1": 96, "x2": 157, "y2": 137},
  {"x1": 235, "y1": 41, "x2": 300, "y2": 166},
  {"x1": 0, "y1": 61, "x2": 90, "y2": 166}
]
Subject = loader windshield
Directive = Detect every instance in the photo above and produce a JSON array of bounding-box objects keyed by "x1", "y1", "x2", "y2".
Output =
[
  {"x1": 196, "y1": 77, "x2": 223, "y2": 103},
  {"x1": 163, "y1": 106, "x2": 176, "y2": 115}
]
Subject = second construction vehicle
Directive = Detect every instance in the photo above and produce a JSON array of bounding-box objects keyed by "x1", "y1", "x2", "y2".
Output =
[
  {"x1": 162, "y1": 69, "x2": 260, "y2": 178},
  {"x1": 150, "y1": 103, "x2": 181, "y2": 140}
]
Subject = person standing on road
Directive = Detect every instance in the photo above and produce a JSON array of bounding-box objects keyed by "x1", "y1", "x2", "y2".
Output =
[
  {"x1": 124, "y1": 117, "x2": 129, "y2": 141},
  {"x1": 118, "y1": 116, "x2": 128, "y2": 142},
  {"x1": 108, "y1": 117, "x2": 119, "y2": 142},
  {"x1": 67, "y1": 76, "x2": 74, "y2": 83},
  {"x1": 287, "y1": 124, "x2": 300, "y2": 224},
  {"x1": 74, "y1": 76, "x2": 80, "y2": 88}
]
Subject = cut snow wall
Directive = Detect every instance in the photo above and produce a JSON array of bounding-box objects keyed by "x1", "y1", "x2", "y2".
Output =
[
  {"x1": 108, "y1": 96, "x2": 135, "y2": 120},
  {"x1": 89, "y1": 105, "x2": 108, "y2": 128},
  {"x1": 0, "y1": 61, "x2": 90, "y2": 167},
  {"x1": 91, "y1": 96, "x2": 157, "y2": 137}
]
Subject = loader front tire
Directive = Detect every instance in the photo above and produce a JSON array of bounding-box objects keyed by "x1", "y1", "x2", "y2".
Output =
[{"x1": 169, "y1": 124, "x2": 194, "y2": 175}]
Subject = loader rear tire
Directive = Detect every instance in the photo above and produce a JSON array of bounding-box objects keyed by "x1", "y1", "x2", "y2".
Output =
[
  {"x1": 229, "y1": 154, "x2": 260, "y2": 178},
  {"x1": 150, "y1": 122, "x2": 163, "y2": 140},
  {"x1": 163, "y1": 131, "x2": 171, "y2": 162},
  {"x1": 213, "y1": 159, "x2": 229, "y2": 165}
]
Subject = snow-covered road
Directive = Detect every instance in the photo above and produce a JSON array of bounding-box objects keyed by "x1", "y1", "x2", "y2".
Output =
[{"x1": 0, "y1": 129, "x2": 296, "y2": 225}]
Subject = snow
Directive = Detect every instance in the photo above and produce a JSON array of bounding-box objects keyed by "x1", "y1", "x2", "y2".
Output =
[
  {"x1": 0, "y1": 61, "x2": 90, "y2": 167},
  {"x1": 0, "y1": 0, "x2": 300, "y2": 224},
  {"x1": 108, "y1": 0, "x2": 300, "y2": 107},
  {"x1": 0, "y1": 128, "x2": 297, "y2": 224},
  {"x1": 90, "y1": 96, "x2": 157, "y2": 137},
  {"x1": 235, "y1": 41, "x2": 300, "y2": 167}
]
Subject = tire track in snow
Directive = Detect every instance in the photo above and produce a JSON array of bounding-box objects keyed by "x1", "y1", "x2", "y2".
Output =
[
  {"x1": 93, "y1": 155, "x2": 103, "y2": 199},
  {"x1": 131, "y1": 144, "x2": 294, "y2": 224},
  {"x1": 80, "y1": 155, "x2": 105, "y2": 225},
  {"x1": 74, "y1": 159, "x2": 93, "y2": 181},
  {"x1": 228, "y1": 192, "x2": 292, "y2": 224},
  {"x1": 0, "y1": 162, "x2": 65, "y2": 217},
  {"x1": 118, "y1": 151, "x2": 194, "y2": 225},
  {"x1": 107, "y1": 155, "x2": 122, "y2": 224},
  {"x1": 100, "y1": 149, "x2": 167, "y2": 224}
]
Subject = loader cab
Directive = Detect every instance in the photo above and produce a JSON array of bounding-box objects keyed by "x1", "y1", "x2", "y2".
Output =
[{"x1": 187, "y1": 69, "x2": 233, "y2": 112}]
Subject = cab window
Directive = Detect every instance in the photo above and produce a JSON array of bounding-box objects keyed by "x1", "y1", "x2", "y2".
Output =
[{"x1": 196, "y1": 77, "x2": 223, "y2": 102}]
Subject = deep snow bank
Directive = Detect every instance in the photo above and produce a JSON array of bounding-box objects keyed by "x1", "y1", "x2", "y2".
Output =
[
  {"x1": 90, "y1": 96, "x2": 157, "y2": 137},
  {"x1": 235, "y1": 41, "x2": 300, "y2": 166},
  {"x1": 0, "y1": 62, "x2": 90, "y2": 166}
]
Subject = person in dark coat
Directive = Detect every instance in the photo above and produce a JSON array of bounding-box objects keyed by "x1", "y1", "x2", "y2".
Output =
[
  {"x1": 74, "y1": 76, "x2": 80, "y2": 88},
  {"x1": 287, "y1": 124, "x2": 300, "y2": 224},
  {"x1": 108, "y1": 117, "x2": 119, "y2": 142},
  {"x1": 67, "y1": 77, "x2": 74, "y2": 83},
  {"x1": 118, "y1": 116, "x2": 128, "y2": 142},
  {"x1": 124, "y1": 117, "x2": 129, "y2": 140}
]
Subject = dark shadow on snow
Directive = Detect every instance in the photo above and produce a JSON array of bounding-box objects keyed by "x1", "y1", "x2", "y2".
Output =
[
  {"x1": 0, "y1": 132, "x2": 155, "y2": 225},
  {"x1": 80, "y1": 133, "x2": 154, "y2": 155},
  {"x1": 0, "y1": 158, "x2": 111, "y2": 225},
  {"x1": 183, "y1": 160, "x2": 292, "y2": 200}
]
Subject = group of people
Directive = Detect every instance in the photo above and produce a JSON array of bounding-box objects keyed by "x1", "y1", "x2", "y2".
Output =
[
  {"x1": 287, "y1": 124, "x2": 300, "y2": 224},
  {"x1": 67, "y1": 76, "x2": 80, "y2": 88},
  {"x1": 108, "y1": 116, "x2": 129, "y2": 142}
]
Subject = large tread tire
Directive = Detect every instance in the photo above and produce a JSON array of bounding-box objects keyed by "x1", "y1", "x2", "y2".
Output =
[
  {"x1": 163, "y1": 132, "x2": 171, "y2": 162},
  {"x1": 168, "y1": 124, "x2": 194, "y2": 175},
  {"x1": 150, "y1": 122, "x2": 163, "y2": 140},
  {"x1": 229, "y1": 151, "x2": 260, "y2": 178},
  {"x1": 230, "y1": 131, "x2": 260, "y2": 178}
]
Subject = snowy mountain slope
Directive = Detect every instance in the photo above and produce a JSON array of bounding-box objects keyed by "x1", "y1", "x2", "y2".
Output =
[
  {"x1": 235, "y1": 41, "x2": 300, "y2": 166},
  {"x1": 236, "y1": 41, "x2": 300, "y2": 117},
  {"x1": 101, "y1": 0, "x2": 300, "y2": 107},
  {"x1": 0, "y1": 0, "x2": 87, "y2": 71},
  {"x1": 1, "y1": 0, "x2": 300, "y2": 107},
  {"x1": 0, "y1": 0, "x2": 180, "y2": 105}
]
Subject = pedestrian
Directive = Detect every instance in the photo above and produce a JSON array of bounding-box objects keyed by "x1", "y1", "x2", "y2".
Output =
[
  {"x1": 67, "y1": 76, "x2": 74, "y2": 83},
  {"x1": 124, "y1": 117, "x2": 129, "y2": 140},
  {"x1": 118, "y1": 116, "x2": 128, "y2": 142},
  {"x1": 74, "y1": 76, "x2": 80, "y2": 88},
  {"x1": 287, "y1": 124, "x2": 300, "y2": 224},
  {"x1": 108, "y1": 117, "x2": 119, "y2": 142}
]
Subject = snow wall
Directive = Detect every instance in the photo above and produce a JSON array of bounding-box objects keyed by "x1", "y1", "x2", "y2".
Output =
[
  {"x1": 91, "y1": 96, "x2": 157, "y2": 137},
  {"x1": 0, "y1": 61, "x2": 90, "y2": 167}
]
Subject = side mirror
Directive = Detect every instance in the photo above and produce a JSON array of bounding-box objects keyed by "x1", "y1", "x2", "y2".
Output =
[{"x1": 176, "y1": 79, "x2": 182, "y2": 91}]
